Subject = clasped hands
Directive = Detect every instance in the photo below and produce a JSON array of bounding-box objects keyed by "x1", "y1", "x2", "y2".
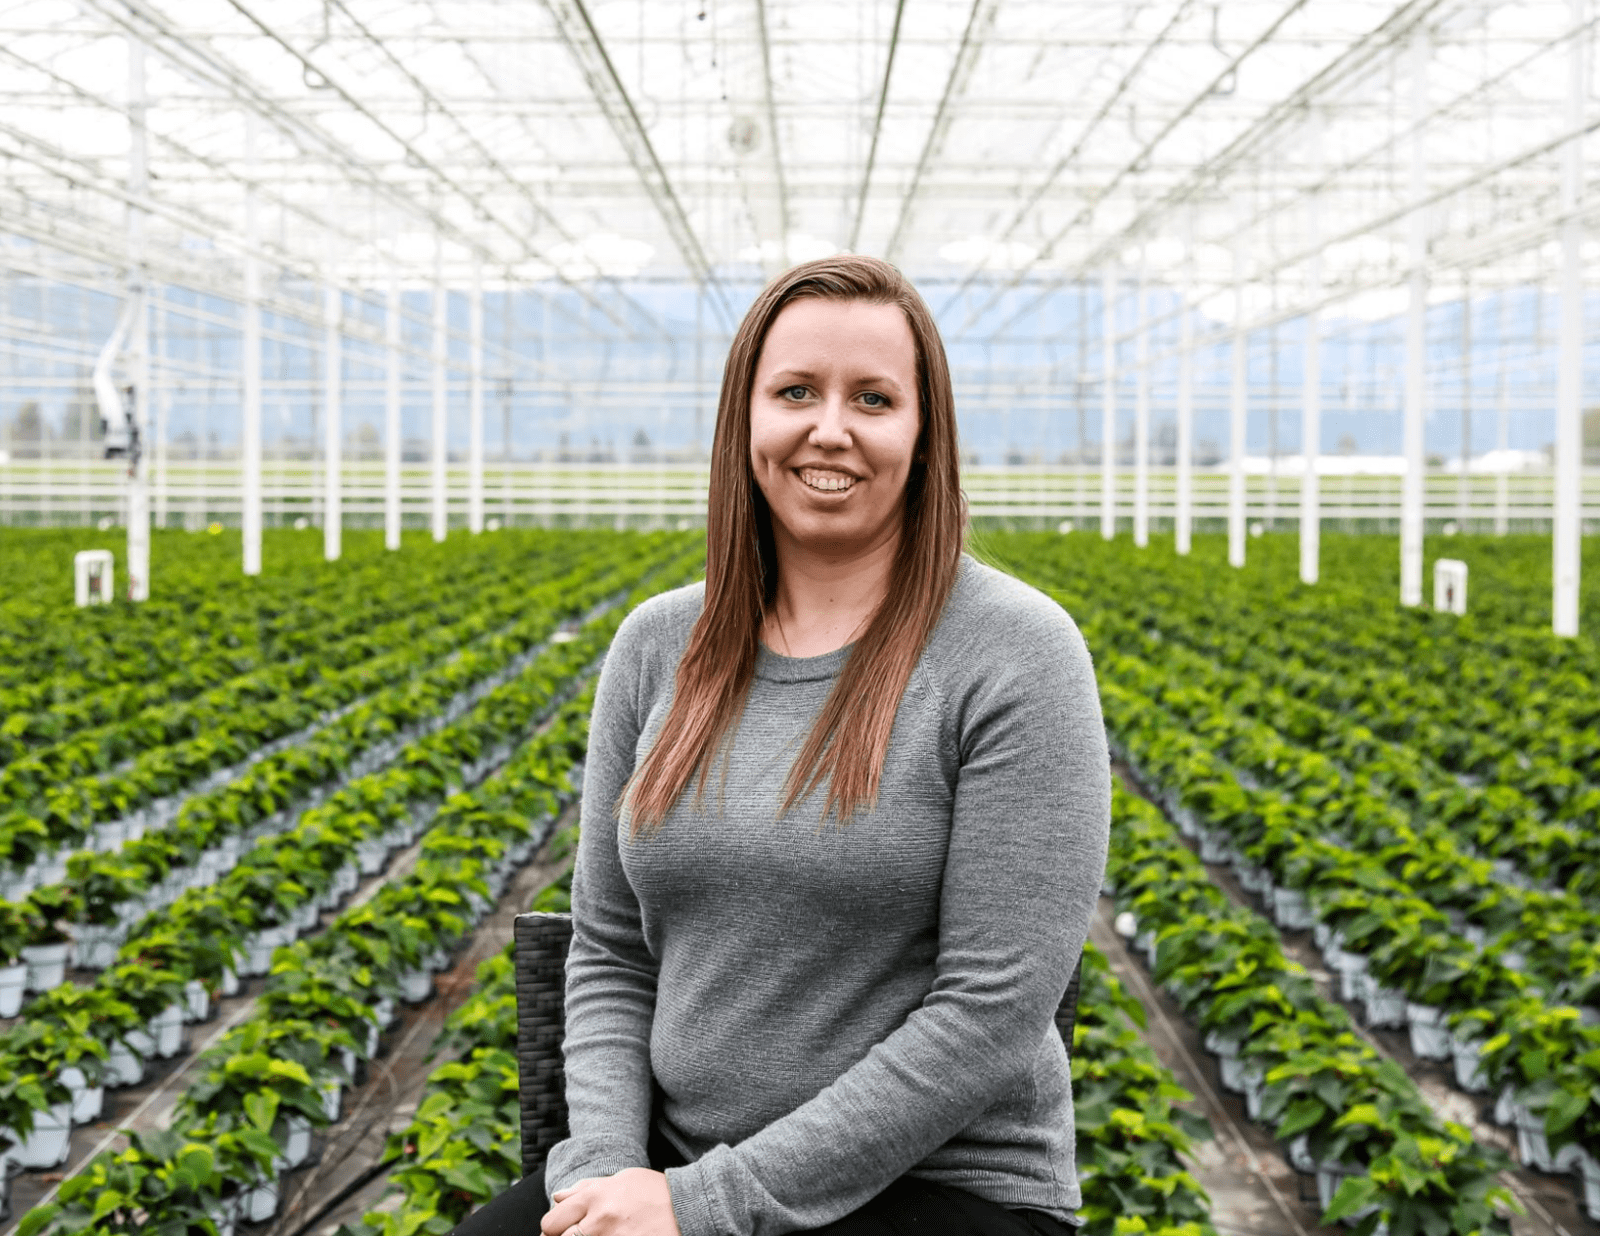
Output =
[{"x1": 540, "y1": 1166, "x2": 682, "y2": 1236}]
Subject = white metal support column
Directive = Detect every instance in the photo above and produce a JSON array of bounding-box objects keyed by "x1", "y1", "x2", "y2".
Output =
[
  {"x1": 469, "y1": 260, "x2": 485, "y2": 535},
  {"x1": 242, "y1": 117, "x2": 262, "y2": 576},
  {"x1": 1176, "y1": 213, "x2": 1195, "y2": 556},
  {"x1": 385, "y1": 269, "x2": 402, "y2": 551},
  {"x1": 125, "y1": 37, "x2": 150, "y2": 601},
  {"x1": 1301, "y1": 119, "x2": 1323, "y2": 586},
  {"x1": 323, "y1": 275, "x2": 342, "y2": 562},
  {"x1": 1554, "y1": 0, "x2": 1586, "y2": 636},
  {"x1": 1229, "y1": 233, "x2": 1248, "y2": 567},
  {"x1": 1101, "y1": 265, "x2": 1116, "y2": 539},
  {"x1": 1133, "y1": 249, "x2": 1150, "y2": 548},
  {"x1": 431, "y1": 245, "x2": 448, "y2": 543},
  {"x1": 1400, "y1": 28, "x2": 1430, "y2": 608},
  {"x1": 1495, "y1": 292, "x2": 1510, "y2": 536}
]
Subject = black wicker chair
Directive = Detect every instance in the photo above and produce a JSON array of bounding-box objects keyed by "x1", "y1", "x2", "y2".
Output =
[{"x1": 513, "y1": 911, "x2": 1084, "y2": 1179}]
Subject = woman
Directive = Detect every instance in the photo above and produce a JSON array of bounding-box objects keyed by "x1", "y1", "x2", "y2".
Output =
[{"x1": 476, "y1": 255, "x2": 1109, "y2": 1236}]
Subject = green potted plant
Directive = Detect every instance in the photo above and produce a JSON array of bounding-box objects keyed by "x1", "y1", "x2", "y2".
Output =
[
  {"x1": 20, "y1": 884, "x2": 80, "y2": 993},
  {"x1": 15, "y1": 1127, "x2": 222, "y2": 1236},
  {"x1": 64, "y1": 852, "x2": 150, "y2": 969},
  {"x1": 0, "y1": 900, "x2": 30, "y2": 1016}
]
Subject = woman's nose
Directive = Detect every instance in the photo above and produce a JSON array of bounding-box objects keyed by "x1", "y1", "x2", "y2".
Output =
[{"x1": 809, "y1": 396, "x2": 852, "y2": 449}]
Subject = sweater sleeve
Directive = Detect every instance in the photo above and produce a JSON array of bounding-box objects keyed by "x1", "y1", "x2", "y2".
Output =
[
  {"x1": 542, "y1": 603, "x2": 663, "y2": 1198},
  {"x1": 661, "y1": 599, "x2": 1112, "y2": 1236}
]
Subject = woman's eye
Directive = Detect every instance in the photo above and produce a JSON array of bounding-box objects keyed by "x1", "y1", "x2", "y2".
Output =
[
  {"x1": 781, "y1": 385, "x2": 809, "y2": 401},
  {"x1": 860, "y1": 391, "x2": 888, "y2": 408}
]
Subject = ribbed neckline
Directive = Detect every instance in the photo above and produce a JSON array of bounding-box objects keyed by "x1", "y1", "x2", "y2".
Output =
[{"x1": 754, "y1": 640, "x2": 854, "y2": 683}]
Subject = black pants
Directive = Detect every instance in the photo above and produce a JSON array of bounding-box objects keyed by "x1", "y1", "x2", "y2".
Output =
[{"x1": 452, "y1": 1132, "x2": 1075, "y2": 1236}]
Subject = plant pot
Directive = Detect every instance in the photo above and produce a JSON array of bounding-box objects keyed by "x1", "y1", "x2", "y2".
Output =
[
  {"x1": 1288, "y1": 1134, "x2": 1316, "y2": 1174},
  {"x1": 0, "y1": 961, "x2": 27, "y2": 1017},
  {"x1": 22, "y1": 942, "x2": 70, "y2": 992},
  {"x1": 93, "y1": 819, "x2": 126, "y2": 852},
  {"x1": 398, "y1": 968, "x2": 433, "y2": 1004},
  {"x1": 1272, "y1": 887, "x2": 1316, "y2": 931},
  {"x1": 1197, "y1": 828, "x2": 1233, "y2": 864},
  {"x1": 355, "y1": 838, "x2": 388, "y2": 876},
  {"x1": 0, "y1": 865, "x2": 36, "y2": 902},
  {"x1": 1493, "y1": 1086, "x2": 1517, "y2": 1127},
  {"x1": 9, "y1": 1100, "x2": 71, "y2": 1168},
  {"x1": 272, "y1": 1112, "x2": 312, "y2": 1169},
  {"x1": 321, "y1": 1078, "x2": 341, "y2": 1122},
  {"x1": 59, "y1": 1065, "x2": 103, "y2": 1124},
  {"x1": 241, "y1": 926, "x2": 289, "y2": 977},
  {"x1": 424, "y1": 947, "x2": 449, "y2": 973},
  {"x1": 221, "y1": 966, "x2": 240, "y2": 997},
  {"x1": 1219, "y1": 1053, "x2": 1252, "y2": 1094},
  {"x1": 1450, "y1": 1032, "x2": 1489, "y2": 1092},
  {"x1": 294, "y1": 900, "x2": 319, "y2": 932},
  {"x1": 1405, "y1": 1003, "x2": 1451, "y2": 1060},
  {"x1": 373, "y1": 996, "x2": 396, "y2": 1029},
  {"x1": 70, "y1": 920, "x2": 127, "y2": 971},
  {"x1": 242, "y1": 1177, "x2": 279, "y2": 1222},
  {"x1": 1579, "y1": 1149, "x2": 1600, "y2": 1219},
  {"x1": 124, "y1": 1026, "x2": 156, "y2": 1058},
  {"x1": 1203, "y1": 1030, "x2": 1241, "y2": 1058},
  {"x1": 1357, "y1": 974, "x2": 1407, "y2": 1029},
  {"x1": 149, "y1": 1003, "x2": 185, "y2": 1058},
  {"x1": 1335, "y1": 950, "x2": 1369, "y2": 1002},
  {"x1": 335, "y1": 863, "x2": 359, "y2": 896},
  {"x1": 1235, "y1": 862, "x2": 1271, "y2": 894},
  {"x1": 1316, "y1": 1161, "x2": 1383, "y2": 1230},
  {"x1": 1517, "y1": 1124, "x2": 1557, "y2": 1173},
  {"x1": 33, "y1": 853, "x2": 67, "y2": 887},
  {"x1": 106, "y1": 1038, "x2": 144, "y2": 1087},
  {"x1": 1244, "y1": 1069, "x2": 1267, "y2": 1120},
  {"x1": 125, "y1": 808, "x2": 147, "y2": 841},
  {"x1": 184, "y1": 979, "x2": 211, "y2": 1023},
  {"x1": 1314, "y1": 921, "x2": 1334, "y2": 951}
]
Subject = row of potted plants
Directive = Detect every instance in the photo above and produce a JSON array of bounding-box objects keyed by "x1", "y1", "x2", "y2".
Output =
[
  {"x1": 0, "y1": 533, "x2": 678, "y2": 916},
  {"x1": 1096, "y1": 667, "x2": 1600, "y2": 1221},
  {"x1": 1059, "y1": 567, "x2": 1600, "y2": 902},
  {"x1": 0, "y1": 535, "x2": 649, "y2": 857},
  {"x1": 351, "y1": 787, "x2": 1217, "y2": 1236},
  {"x1": 997, "y1": 533, "x2": 1600, "y2": 817},
  {"x1": 0, "y1": 544, "x2": 701, "y2": 1172},
  {"x1": 1103, "y1": 781, "x2": 1519, "y2": 1236},
  {"x1": 0, "y1": 537, "x2": 688, "y2": 1044},
  {"x1": 1, "y1": 528, "x2": 448, "y2": 723},
  {"x1": 12, "y1": 604, "x2": 617, "y2": 1236},
  {"x1": 0, "y1": 533, "x2": 564, "y2": 795}
]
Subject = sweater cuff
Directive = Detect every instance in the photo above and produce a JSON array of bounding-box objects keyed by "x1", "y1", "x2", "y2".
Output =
[
  {"x1": 543, "y1": 1136, "x2": 650, "y2": 1199},
  {"x1": 663, "y1": 1156, "x2": 728, "y2": 1236}
]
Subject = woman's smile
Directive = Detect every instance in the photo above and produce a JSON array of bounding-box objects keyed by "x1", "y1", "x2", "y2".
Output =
[{"x1": 796, "y1": 467, "x2": 858, "y2": 494}]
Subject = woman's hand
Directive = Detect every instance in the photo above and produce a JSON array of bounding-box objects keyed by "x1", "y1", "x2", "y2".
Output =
[{"x1": 540, "y1": 1167, "x2": 682, "y2": 1236}]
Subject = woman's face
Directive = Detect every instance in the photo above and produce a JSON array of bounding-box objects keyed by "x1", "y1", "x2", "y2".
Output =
[{"x1": 748, "y1": 297, "x2": 921, "y2": 560}]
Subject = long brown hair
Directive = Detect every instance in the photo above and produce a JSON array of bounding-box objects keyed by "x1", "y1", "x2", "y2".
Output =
[{"x1": 624, "y1": 255, "x2": 965, "y2": 834}]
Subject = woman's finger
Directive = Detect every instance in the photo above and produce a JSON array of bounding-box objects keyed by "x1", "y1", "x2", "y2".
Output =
[{"x1": 538, "y1": 1193, "x2": 588, "y2": 1236}]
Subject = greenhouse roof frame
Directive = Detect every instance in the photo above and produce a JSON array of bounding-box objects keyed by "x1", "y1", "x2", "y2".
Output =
[{"x1": 0, "y1": 0, "x2": 1594, "y2": 341}]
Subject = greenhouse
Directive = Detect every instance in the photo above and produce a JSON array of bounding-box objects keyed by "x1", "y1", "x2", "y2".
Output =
[{"x1": 2, "y1": 0, "x2": 1599, "y2": 1234}]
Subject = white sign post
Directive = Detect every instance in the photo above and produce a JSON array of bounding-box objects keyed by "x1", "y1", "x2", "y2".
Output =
[
  {"x1": 1434, "y1": 558, "x2": 1468, "y2": 615},
  {"x1": 74, "y1": 550, "x2": 115, "y2": 607}
]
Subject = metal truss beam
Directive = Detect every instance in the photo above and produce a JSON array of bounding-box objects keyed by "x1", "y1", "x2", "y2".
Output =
[{"x1": 541, "y1": 0, "x2": 735, "y2": 328}]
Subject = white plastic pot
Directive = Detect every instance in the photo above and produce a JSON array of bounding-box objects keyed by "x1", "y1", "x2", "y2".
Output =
[
  {"x1": 399, "y1": 968, "x2": 433, "y2": 1004},
  {"x1": 149, "y1": 1002, "x2": 185, "y2": 1058},
  {"x1": 10, "y1": 1100, "x2": 71, "y2": 1168},
  {"x1": 242, "y1": 926, "x2": 289, "y2": 977},
  {"x1": 1197, "y1": 829, "x2": 1232, "y2": 864},
  {"x1": 242, "y1": 1177, "x2": 279, "y2": 1222},
  {"x1": 1272, "y1": 887, "x2": 1316, "y2": 930},
  {"x1": 221, "y1": 966, "x2": 241, "y2": 997},
  {"x1": 71, "y1": 921, "x2": 128, "y2": 971},
  {"x1": 106, "y1": 1038, "x2": 145, "y2": 1087},
  {"x1": 355, "y1": 837, "x2": 388, "y2": 876},
  {"x1": 1450, "y1": 1032, "x2": 1488, "y2": 1092},
  {"x1": 321, "y1": 1078, "x2": 341, "y2": 1122},
  {"x1": 185, "y1": 978, "x2": 212, "y2": 1023},
  {"x1": 1316, "y1": 1162, "x2": 1384, "y2": 1230},
  {"x1": 22, "y1": 941, "x2": 71, "y2": 992},
  {"x1": 1235, "y1": 861, "x2": 1271, "y2": 893},
  {"x1": 93, "y1": 819, "x2": 126, "y2": 852},
  {"x1": 0, "y1": 960, "x2": 28, "y2": 1017},
  {"x1": 0, "y1": 865, "x2": 36, "y2": 902},
  {"x1": 60, "y1": 1064, "x2": 103, "y2": 1124},
  {"x1": 273, "y1": 1113, "x2": 312, "y2": 1169},
  {"x1": 1357, "y1": 974, "x2": 1407, "y2": 1029},
  {"x1": 1335, "y1": 951, "x2": 1369, "y2": 1002},
  {"x1": 424, "y1": 947, "x2": 449, "y2": 973},
  {"x1": 33, "y1": 853, "x2": 68, "y2": 887},
  {"x1": 1405, "y1": 1003, "x2": 1451, "y2": 1060},
  {"x1": 335, "y1": 863, "x2": 359, "y2": 896},
  {"x1": 1219, "y1": 1053, "x2": 1251, "y2": 1094},
  {"x1": 373, "y1": 995, "x2": 397, "y2": 1029},
  {"x1": 1579, "y1": 1148, "x2": 1600, "y2": 1219}
]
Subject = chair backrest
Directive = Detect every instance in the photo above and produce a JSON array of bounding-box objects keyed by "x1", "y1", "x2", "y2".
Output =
[{"x1": 512, "y1": 910, "x2": 1084, "y2": 1179}]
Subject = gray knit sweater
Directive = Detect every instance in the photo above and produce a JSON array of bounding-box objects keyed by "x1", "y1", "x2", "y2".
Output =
[{"x1": 544, "y1": 554, "x2": 1110, "y2": 1236}]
